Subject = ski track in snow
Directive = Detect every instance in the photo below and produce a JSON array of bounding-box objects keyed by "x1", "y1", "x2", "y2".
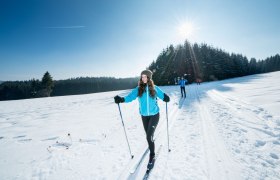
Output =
[
  {"x1": 151, "y1": 84, "x2": 243, "y2": 180},
  {"x1": 206, "y1": 89, "x2": 280, "y2": 179},
  {"x1": 0, "y1": 72, "x2": 280, "y2": 179},
  {"x1": 152, "y1": 85, "x2": 208, "y2": 180}
]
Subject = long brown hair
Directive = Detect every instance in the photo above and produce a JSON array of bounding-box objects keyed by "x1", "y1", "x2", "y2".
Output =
[{"x1": 138, "y1": 77, "x2": 156, "y2": 98}]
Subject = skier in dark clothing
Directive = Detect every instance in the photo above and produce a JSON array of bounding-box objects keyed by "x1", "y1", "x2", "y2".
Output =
[
  {"x1": 178, "y1": 77, "x2": 187, "y2": 98},
  {"x1": 196, "y1": 78, "x2": 202, "y2": 85},
  {"x1": 114, "y1": 70, "x2": 170, "y2": 169}
]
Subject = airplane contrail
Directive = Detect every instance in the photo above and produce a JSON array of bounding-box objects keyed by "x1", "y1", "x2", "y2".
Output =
[{"x1": 44, "y1": 26, "x2": 85, "y2": 29}]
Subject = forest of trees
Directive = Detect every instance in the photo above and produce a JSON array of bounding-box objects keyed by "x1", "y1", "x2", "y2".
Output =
[
  {"x1": 0, "y1": 40, "x2": 279, "y2": 101},
  {"x1": 0, "y1": 71, "x2": 55, "y2": 101},
  {"x1": 52, "y1": 77, "x2": 138, "y2": 96},
  {"x1": 149, "y1": 40, "x2": 280, "y2": 85},
  {"x1": 0, "y1": 73, "x2": 138, "y2": 101}
]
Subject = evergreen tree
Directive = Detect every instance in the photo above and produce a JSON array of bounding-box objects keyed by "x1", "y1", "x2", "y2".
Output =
[{"x1": 41, "y1": 71, "x2": 54, "y2": 97}]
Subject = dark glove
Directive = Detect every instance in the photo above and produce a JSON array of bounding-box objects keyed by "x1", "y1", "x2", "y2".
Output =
[
  {"x1": 114, "y1": 95, "x2": 125, "y2": 104},
  {"x1": 163, "y1": 93, "x2": 170, "y2": 102}
]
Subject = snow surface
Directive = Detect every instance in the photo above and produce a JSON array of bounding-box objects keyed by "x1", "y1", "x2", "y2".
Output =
[{"x1": 0, "y1": 71, "x2": 280, "y2": 180}]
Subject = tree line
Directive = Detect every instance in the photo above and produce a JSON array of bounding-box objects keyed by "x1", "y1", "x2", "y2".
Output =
[
  {"x1": 0, "y1": 40, "x2": 279, "y2": 101},
  {"x1": 0, "y1": 71, "x2": 54, "y2": 101},
  {"x1": 149, "y1": 40, "x2": 280, "y2": 85},
  {"x1": 0, "y1": 72, "x2": 138, "y2": 101},
  {"x1": 52, "y1": 76, "x2": 138, "y2": 96}
]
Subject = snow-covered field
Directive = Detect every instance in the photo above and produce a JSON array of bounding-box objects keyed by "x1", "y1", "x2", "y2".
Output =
[{"x1": 0, "y1": 71, "x2": 280, "y2": 180}]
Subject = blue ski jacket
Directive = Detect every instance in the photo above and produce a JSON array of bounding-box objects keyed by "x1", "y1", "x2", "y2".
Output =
[
  {"x1": 124, "y1": 85, "x2": 165, "y2": 116},
  {"x1": 179, "y1": 79, "x2": 187, "y2": 87}
]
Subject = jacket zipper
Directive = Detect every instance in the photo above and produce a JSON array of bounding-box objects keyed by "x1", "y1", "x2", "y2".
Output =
[{"x1": 146, "y1": 86, "x2": 149, "y2": 116}]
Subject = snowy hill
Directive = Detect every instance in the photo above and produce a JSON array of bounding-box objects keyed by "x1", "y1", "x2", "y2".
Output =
[{"x1": 0, "y1": 71, "x2": 280, "y2": 180}]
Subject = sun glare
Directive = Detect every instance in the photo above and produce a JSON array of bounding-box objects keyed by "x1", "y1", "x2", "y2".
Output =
[{"x1": 177, "y1": 21, "x2": 195, "y2": 39}]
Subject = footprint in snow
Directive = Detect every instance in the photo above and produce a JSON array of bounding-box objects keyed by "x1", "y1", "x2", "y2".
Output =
[
  {"x1": 255, "y1": 140, "x2": 266, "y2": 147},
  {"x1": 18, "y1": 139, "x2": 32, "y2": 142},
  {"x1": 41, "y1": 137, "x2": 59, "y2": 141},
  {"x1": 253, "y1": 109, "x2": 261, "y2": 114},
  {"x1": 263, "y1": 114, "x2": 273, "y2": 120},
  {"x1": 270, "y1": 153, "x2": 279, "y2": 159},
  {"x1": 235, "y1": 149, "x2": 241, "y2": 153},
  {"x1": 13, "y1": 135, "x2": 26, "y2": 139}
]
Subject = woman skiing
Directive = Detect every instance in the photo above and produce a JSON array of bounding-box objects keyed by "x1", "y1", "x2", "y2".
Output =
[{"x1": 114, "y1": 70, "x2": 170, "y2": 169}]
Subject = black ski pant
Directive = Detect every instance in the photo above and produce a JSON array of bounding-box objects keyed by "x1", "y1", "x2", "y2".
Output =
[
  {"x1": 181, "y1": 86, "x2": 186, "y2": 97},
  {"x1": 141, "y1": 113, "x2": 160, "y2": 156}
]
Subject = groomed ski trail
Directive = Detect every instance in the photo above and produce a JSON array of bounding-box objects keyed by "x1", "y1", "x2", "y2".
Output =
[
  {"x1": 150, "y1": 84, "x2": 243, "y2": 179},
  {"x1": 196, "y1": 85, "x2": 242, "y2": 180}
]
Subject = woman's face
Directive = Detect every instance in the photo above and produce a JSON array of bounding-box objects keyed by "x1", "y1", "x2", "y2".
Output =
[{"x1": 141, "y1": 74, "x2": 148, "y2": 84}]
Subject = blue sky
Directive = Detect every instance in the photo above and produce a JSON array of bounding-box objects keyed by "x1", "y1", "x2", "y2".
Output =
[{"x1": 0, "y1": 0, "x2": 279, "y2": 81}]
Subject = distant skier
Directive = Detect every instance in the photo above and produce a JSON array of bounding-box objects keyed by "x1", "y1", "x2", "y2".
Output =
[
  {"x1": 178, "y1": 77, "x2": 187, "y2": 98},
  {"x1": 114, "y1": 70, "x2": 170, "y2": 170},
  {"x1": 196, "y1": 78, "x2": 202, "y2": 85}
]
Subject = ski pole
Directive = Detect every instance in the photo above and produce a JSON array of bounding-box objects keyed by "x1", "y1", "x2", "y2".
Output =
[
  {"x1": 117, "y1": 103, "x2": 134, "y2": 159},
  {"x1": 166, "y1": 102, "x2": 171, "y2": 152}
]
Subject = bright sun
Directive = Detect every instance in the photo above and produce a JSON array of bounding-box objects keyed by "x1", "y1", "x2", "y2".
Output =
[{"x1": 176, "y1": 21, "x2": 196, "y2": 40}]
